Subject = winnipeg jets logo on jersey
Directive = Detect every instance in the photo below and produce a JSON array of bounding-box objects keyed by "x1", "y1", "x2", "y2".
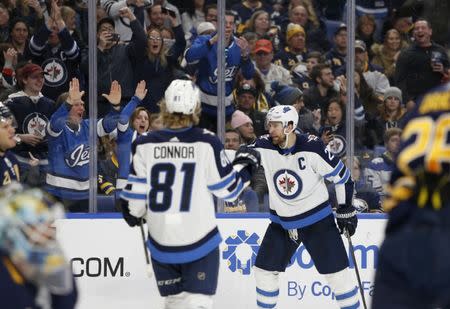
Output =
[
  {"x1": 273, "y1": 169, "x2": 303, "y2": 199},
  {"x1": 65, "y1": 144, "x2": 89, "y2": 167},
  {"x1": 209, "y1": 65, "x2": 238, "y2": 83},
  {"x1": 23, "y1": 113, "x2": 48, "y2": 137},
  {"x1": 326, "y1": 134, "x2": 346, "y2": 158},
  {"x1": 42, "y1": 58, "x2": 68, "y2": 87}
]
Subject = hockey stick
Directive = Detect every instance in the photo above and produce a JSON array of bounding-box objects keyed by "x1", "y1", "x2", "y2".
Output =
[
  {"x1": 139, "y1": 217, "x2": 153, "y2": 278},
  {"x1": 345, "y1": 230, "x2": 368, "y2": 309}
]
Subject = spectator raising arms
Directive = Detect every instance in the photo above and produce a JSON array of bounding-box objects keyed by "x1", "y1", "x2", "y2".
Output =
[
  {"x1": 125, "y1": 6, "x2": 186, "y2": 113},
  {"x1": 185, "y1": 10, "x2": 254, "y2": 133},
  {"x1": 29, "y1": 0, "x2": 81, "y2": 101},
  {"x1": 45, "y1": 78, "x2": 116, "y2": 212}
]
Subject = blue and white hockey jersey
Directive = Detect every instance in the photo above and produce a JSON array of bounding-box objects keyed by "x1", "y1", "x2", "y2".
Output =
[
  {"x1": 253, "y1": 133, "x2": 353, "y2": 229},
  {"x1": 46, "y1": 103, "x2": 116, "y2": 200},
  {"x1": 121, "y1": 127, "x2": 249, "y2": 264},
  {"x1": 185, "y1": 35, "x2": 255, "y2": 116}
]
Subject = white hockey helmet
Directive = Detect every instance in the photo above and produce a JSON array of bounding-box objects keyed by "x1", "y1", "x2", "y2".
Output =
[
  {"x1": 266, "y1": 105, "x2": 299, "y2": 129},
  {"x1": 164, "y1": 79, "x2": 200, "y2": 115}
]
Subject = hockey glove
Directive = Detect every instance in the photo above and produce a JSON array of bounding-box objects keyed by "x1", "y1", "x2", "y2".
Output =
[
  {"x1": 336, "y1": 205, "x2": 358, "y2": 236},
  {"x1": 119, "y1": 199, "x2": 141, "y2": 227},
  {"x1": 232, "y1": 145, "x2": 261, "y2": 176}
]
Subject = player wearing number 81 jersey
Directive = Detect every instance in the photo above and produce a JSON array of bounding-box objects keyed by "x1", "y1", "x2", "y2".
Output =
[{"x1": 120, "y1": 79, "x2": 260, "y2": 309}]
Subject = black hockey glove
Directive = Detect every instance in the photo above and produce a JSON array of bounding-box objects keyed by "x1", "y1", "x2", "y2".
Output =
[
  {"x1": 232, "y1": 145, "x2": 261, "y2": 175},
  {"x1": 119, "y1": 199, "x2": 140, "y2": 227},
  {"x1": 336, "y1": 205, "x2": 358, "y2": 237}
]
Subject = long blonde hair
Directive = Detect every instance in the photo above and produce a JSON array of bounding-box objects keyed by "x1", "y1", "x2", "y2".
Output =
[
  {"x1": 146, "y1": 27, "x2": 168, "y2": 67},
  {"x1": 159, "y1": 99, "x2": 201, "y2": 128}
]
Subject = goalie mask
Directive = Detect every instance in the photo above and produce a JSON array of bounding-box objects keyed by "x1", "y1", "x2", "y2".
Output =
[
  {"x1": 0, "y1": 183, "x2": 66, "y2": 279},
  {"x1": 164, "y1": 79, "x2": 200, "y2": 115}
]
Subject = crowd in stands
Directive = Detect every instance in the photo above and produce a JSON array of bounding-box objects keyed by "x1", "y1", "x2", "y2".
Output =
[{"x1": 0, "y1": 0, "x2": 449, "y2": 213}]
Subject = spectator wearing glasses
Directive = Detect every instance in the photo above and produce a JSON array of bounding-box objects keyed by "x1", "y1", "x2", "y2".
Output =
[{"x1": 124, "y1": 6, "x2": 186, "y2": 113}]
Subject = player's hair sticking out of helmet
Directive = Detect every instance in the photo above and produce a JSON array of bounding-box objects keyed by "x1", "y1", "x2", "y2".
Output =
[
  {"x1": 160, "y1": 79, "x2": 202, "y2": 128},
  {"x1": 0, "y1": 182, "x2": 67, "y2": 280},
  {"x1": 266, "y1": 105, "x2": 298, "y2": 148}
]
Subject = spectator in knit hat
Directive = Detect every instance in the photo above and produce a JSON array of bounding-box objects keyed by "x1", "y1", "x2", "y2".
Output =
[
  {"x1": 274, "y1": 23, "x2": 308, "y2": 72},
  {"x1": 373, "y1": 86, "x2": 406, "y2": 142},
  {"x1": 271, "y1": 81, "x2": 320, "y2": 136},
  {"x1": 235, "y1": 83, "x2": 267, "y2": 137},
  {"x1": 230, "y1": 110, "x2": 256, "y2": 144},
  {"x1": 253, "y1": 39, "x2": 292, "y2": 93}
]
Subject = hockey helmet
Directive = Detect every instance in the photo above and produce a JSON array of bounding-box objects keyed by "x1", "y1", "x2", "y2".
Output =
[
  {"x1": 164, "y1": 79, "x2": 200, "y2": 115},
  {"x1": 265, "y1": 105, "x2": 299, "y2": 130},
  {"x1": 0, "y1": 183, "x2": 66, "y2": 277}
]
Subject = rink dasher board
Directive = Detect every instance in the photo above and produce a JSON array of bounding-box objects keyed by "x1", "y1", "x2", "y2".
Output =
[{"x1": 56, "y1": 213, "x2": 386, "y2": 309}]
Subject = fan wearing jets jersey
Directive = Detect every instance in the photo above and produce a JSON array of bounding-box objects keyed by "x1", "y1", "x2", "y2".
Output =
[
  {"x1": 120, "y1": 79, "x2": 260, "y2": 309},
  {"x1": 251, "y1": 105, "x2": 361, "y2": 309}
]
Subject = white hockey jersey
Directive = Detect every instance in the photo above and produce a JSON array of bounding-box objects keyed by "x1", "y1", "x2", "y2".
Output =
[
  {"x1": 253, "y1": 133, "x2": 353, "y2": 229},
  {"x1": 121, "y1": 127, "x2": 247, "y2": 264}
]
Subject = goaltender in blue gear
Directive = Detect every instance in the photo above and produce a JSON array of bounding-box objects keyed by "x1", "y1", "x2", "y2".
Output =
[
  {"x1": 372, "y1": 82, "x2": 450, "y2": 309},
  {"x1": 120, "y1": 79, "x2": 260, "y2": 309},
  {"x1": 250, "y1": 105, "x2": 361, "y2": 309}
]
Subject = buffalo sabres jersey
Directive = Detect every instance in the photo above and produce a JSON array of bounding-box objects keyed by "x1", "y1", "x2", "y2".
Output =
[
  {"x1": 121, "y1": 127, "x2": 248, "y2": 264},
  {"x1": 253, "y1": 133, "x2": 353, "y2": 229},
  {"x1": 384, "y1": 82, "x2": 450, "y2": 213},
  {"x1": 0, "y1": 152, "x2": 20, "y2": 187}
]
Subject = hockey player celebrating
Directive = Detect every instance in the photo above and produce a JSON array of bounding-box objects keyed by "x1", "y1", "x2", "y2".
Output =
[
  {"x1": 251, "y1": 105, "x2": 360, "y2": 309},
  {"x1": 372, "y1": 83, "x2": 450, "y2": 308},
  {"x1": 0, "y1": 182, "x2": 77, "y2": 308},
  {"x1": 120, "y1": 79, "x2": 260, "y2": 309}
]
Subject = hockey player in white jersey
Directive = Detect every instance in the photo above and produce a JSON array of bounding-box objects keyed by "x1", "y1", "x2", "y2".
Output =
[
  {"x1": 120, "y1": 79, "x2": 260, "y2": 309},
  {"x1": 252, "y1": 105, "x2": 360, "y2": 309}
]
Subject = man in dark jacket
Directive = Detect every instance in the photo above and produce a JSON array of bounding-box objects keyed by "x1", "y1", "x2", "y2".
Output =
[{"x1": 395, "y1": 19, "x2": 449, "y2": 104}]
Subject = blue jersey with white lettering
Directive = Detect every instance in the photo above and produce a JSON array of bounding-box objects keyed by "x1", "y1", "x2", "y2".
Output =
[
  {"x1": 121, "y1": 127, "x2": 250, "y2": 264},
  {"x1": 185, "y1": 35, "x2": 255, "y2": 115},
  {"x1": 46, "y1": 103, "x2": 90, "y2": 200},
  {"x1": 252, "y1": 132, "x2": 353, "y2": 229},
  {"x1": 46, "y1": 103, "x2": 118, "y2": 200}
]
